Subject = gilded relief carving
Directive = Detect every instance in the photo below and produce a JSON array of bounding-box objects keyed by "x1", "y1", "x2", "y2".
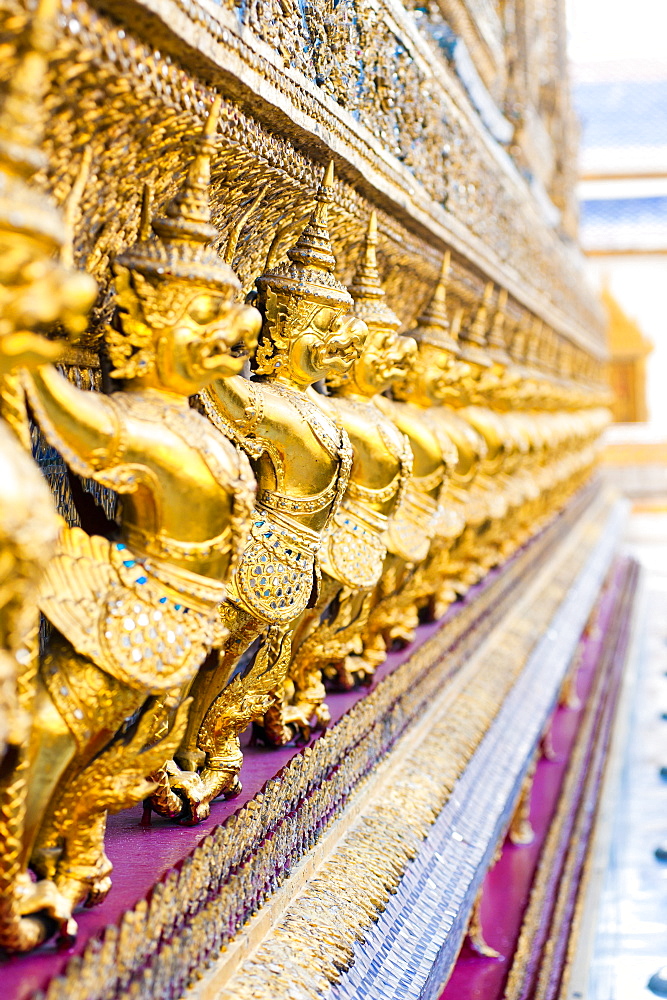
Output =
[{"x1": 0, "y1": 0, "x2": 610, "y2": 971}]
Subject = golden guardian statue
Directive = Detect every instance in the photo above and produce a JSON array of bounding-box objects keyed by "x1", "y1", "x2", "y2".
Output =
[
  {"x1": 261, "y1": 212, "x2": 415, "y2": 740},
  {"x1": 16, "y1": 99, "x2": 260, "y2": 935},
  {"x1": 178, "y1": 162, "x2": 365, "y2": 792}
]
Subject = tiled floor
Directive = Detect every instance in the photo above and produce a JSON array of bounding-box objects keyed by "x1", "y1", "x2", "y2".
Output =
[{"x1": 587, "y1": 511, "x2": 667, "y2": 999}]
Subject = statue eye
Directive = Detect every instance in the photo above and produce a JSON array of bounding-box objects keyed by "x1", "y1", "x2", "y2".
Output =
[
  {"x1": 187, "y1": 295, "x2": 228, "y2": 325},
  {"x1": 312, "y1": 307, "x2": 337, "y2": 333}
]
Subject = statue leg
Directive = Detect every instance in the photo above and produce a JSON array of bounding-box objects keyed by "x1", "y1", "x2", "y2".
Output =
[
  {"x1": 195, "y1": 623, "x2": 293, "y2": 797},
  {"x1": 261, "y1": 575, "x2": 342, "y2": 745},
  {"x1": 177, "y1": 603, "x2": 265, "y2": 772},
  {"x1": 28, "y1": 634, "x2": 159, "y2": 910}
]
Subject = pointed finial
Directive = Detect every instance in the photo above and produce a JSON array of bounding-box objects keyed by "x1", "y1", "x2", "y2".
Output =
[
  {"x1": 256, "y1": 160, "x2": 351, "y2": 307},
  {"x1": 526, "y1": 316, "x2": 542, "y2": 365},
  {"x1": 487, "y1": 286, "x2": 512, "y2": 365},
  {"x1": 348, "y1": 211, "x2": 401, "y2": 330},
  {"x1": 407, "y1": 251, "x2": 459, "y2": 352},
  {"x1": 416, "y1": 251, "x2": 451, "y2": 329},
  {"x1": 348, "y1": 211, "x2": 382, "y2": 301},
  {"x1": 115, "y1": 96, "x2": 241, "y2": 294},
  {"x1": 286, "y1": 160, "x2": 337, "y2": 273},
  {"x1": 463, "y1": 281, "x2": 493, "y2": 348}
]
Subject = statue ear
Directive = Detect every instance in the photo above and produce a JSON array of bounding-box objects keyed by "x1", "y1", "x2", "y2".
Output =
[{"x1": 113, "y1": 265, "x2": 143, "y2": 321}]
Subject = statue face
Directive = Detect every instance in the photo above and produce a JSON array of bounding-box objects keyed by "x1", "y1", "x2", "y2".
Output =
[
  {"x1": 348, "y1": 327, "x2": 415, "y2": 397},
  {"x1": 287, "y1": 307, "x2": 366, "y2": 385},
  {"x1": 410, "y1": 344, "x2": 465, "y2": 405},
  {"x1": 155, "y1": 289, "x2": 261, "y2": 395}
]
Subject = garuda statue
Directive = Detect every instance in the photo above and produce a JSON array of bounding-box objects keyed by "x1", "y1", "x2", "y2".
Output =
[
  {"x1": 260, "y1": 211, "x2": 415, "y2": 741},
  {"x1": 16, "y1": 98, "x2": 261, "y2": 941},
  {"x1": 350, "y1": 263, "x2": 461, "y2": 670},
  {"x1": 178, "y1": 162, "x2": 366, "y2": 796},
  {"x1": 394, "y1": 258, "x2": 489, "y2": 612},
  {"x1": 0, "y1": 0, "x2": 98, "y2": 953}
]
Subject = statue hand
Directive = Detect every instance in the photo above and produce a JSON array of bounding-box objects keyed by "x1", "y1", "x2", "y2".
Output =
[{"x1": 0, "y1": 331, "x2": 63, "y2": 375}]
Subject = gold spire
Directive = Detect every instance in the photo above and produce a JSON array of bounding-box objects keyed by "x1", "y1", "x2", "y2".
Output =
[
  {"x1": 116, "y1": 98, "x2": 240, "y2": 294},
  {"x1": 256, "y1": 161, "x2": 351, "y2": 307},
  {"x1": 287, "y1": 160, "x2": 337, "y2": 273},
  {"x1": 407, "y1": 252, "x2": 459, "y2": 353},
  {"x1": 526, "y1": 316, "x2": 543, "y2": 366},
  {"x1": 348, "y1": 212, "x2": 401, "y2": 330},
  {"x1": 486, "y1": 287, "x2": 511, "y2": 365},
  {"x1": 457, "y1": 282, "x2": 493, "y2": 368},
  {"x1": 462, "y1": 281, "x2": 493, "y2": 348}
]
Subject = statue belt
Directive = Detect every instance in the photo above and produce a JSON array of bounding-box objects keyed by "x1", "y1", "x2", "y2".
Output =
[
  {"x1": 256, "y1": 475, "x2": 338, "y2": 515},
  {"x1": 38, "y1": 527, "x2": 229, "y2": 695},
  {"x1": 384, "y1": 486, "x2": 438, "y2": 563},
  {"x1": 123, "y1": 522, "x2": 233, "y2": 569},
  {"x1": 319, "y1": 498, "x2": 388, "y2": 591},
  {"x1": 231, "y1": 504, "x2": 321, "y2": 625}
]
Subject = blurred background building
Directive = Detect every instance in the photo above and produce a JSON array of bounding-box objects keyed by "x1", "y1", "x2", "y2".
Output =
[{"x1": 569, "y1": 0, "x2": 667, "y2": 492}]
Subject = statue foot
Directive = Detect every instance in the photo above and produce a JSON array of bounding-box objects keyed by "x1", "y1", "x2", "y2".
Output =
[
  {"x1": 55, "y1": 852, "x2": 113, "y2": 910},
  {"x1": 341, "y1": 654, "x2": 376, "y2": 688},
  {"x1": 149, "y1": 760, "x2": 211, "y2": 825},
  {"x1": 84, "y1": 874, "x2": 112, "y2": 908},
  {"x1": 0, "y1": 874, "x2": 78, "y2": 953},
  {"x1": 199, "y1": 766, "x2": 242, "y2": 802}
]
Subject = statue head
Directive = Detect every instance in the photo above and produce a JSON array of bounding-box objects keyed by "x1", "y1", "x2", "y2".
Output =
[
  {"x1": 109, "y1": 98, "x2": 261, "y2": 395},
  {"x1": 252, "y1": 162, "x2": 365, "y2": 389},
  {"x1": 0, "y1": 0, "x2": 96, "y2": 372},
  {"x1": 328, "y1": 212, "x2": 415, "y2": 397},
  {"x1": 393, "y1": 253, "x2": 470, "y2": 407}
]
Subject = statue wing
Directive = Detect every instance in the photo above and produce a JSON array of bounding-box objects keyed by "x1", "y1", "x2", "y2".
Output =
[{"x1": 37, "y1": 525, "x2": 115, "y2": 668}]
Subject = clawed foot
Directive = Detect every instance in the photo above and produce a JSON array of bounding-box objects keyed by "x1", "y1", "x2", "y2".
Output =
[
  {"x1": 168, "y1": 765, "x2": 211, "y2": 824},
  {"x1": 199, "y1": 767, "x2": 242, "y2": 801},
  {"x1": 56, "y1": 851, "x2": 113, "y2": 910},
  {"x1": 148, "y1": 760, "x2": 211, "y2": 824}
]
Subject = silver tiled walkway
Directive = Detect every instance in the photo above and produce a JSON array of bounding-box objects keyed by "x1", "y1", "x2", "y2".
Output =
[{"x1": 573, "y1": 511, "x2": 667, "y2": 1000}]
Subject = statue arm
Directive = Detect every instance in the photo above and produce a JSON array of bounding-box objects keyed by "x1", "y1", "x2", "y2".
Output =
[
  {"x1": 23, "y1": 366, "x2": 122, "y2": 476},
  {"x1": 202, "y1": 376, "x2": 282, "y2": 444}
]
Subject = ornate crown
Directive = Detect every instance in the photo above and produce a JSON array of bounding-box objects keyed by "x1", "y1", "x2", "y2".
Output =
[
  {"x1": 255, "y1": 162, "x2": 352, "y2": 309},
  {"x1": 407, "y1": 252, "x2": 460, "y2": 354},
  {"x1": 457, "y1": 281, "x2": 493, "y2": 368},
  {"x1": 485, "y1": 287, "x2": 512, "y2": 366},
  {"x1": 348, "y1": 212, "x2": 401, "y2": 331}
]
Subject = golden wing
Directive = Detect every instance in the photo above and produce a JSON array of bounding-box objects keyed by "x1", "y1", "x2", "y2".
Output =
[{"x1": 37, "y1": 525, "x2": 115, "y2": 668}]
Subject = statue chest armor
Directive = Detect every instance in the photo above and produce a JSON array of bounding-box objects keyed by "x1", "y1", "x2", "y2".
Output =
[
  {"x1": 230, "y1": 382, "x2": 353, "y2": 624},
  {"x1": 319, "y1": 398, "x2": 413, "y2": 591}
]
